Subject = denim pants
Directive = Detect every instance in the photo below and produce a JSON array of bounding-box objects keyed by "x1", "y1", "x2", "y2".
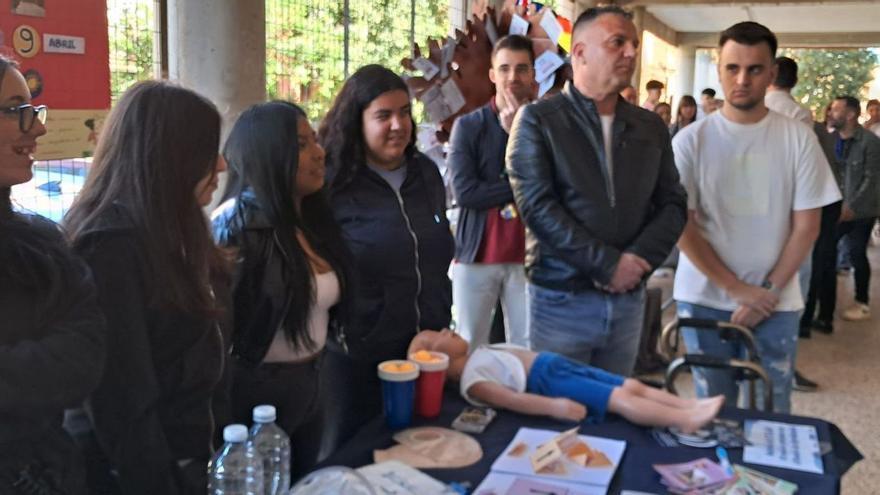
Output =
[
  {"x1": 452, "y1": 262, "x2": 528, "y2": 347},
  {"x1": 677, "y1": 302, "x2": 800, "y2": 413},
  {"x1": 528, "y1": 284, "x2": 645, "y2": 376}
]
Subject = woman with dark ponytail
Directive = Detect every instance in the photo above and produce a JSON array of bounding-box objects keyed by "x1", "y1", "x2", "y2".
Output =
[{"x1": 0, "y1": 55, "x2": 105, "y2": 494}]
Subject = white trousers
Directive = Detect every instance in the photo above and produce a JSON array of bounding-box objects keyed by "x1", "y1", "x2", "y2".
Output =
[{"x1": 452, "y1": 262, "x2": 528, "y2": 348}]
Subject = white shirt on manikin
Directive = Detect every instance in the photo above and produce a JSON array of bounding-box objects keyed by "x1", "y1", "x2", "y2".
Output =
[
  {"x1": 600, "y1": 114, "x2": 615, "y2": 186},
  {"x1": 765, "y1": 89, "x2": 813, "y2": 126},
  {"x1": 460, "y1": 344, "x2": 528, "y2": 407},
  {"x1": 672, "y1": 110, "x2": 841, "y2": 312}
]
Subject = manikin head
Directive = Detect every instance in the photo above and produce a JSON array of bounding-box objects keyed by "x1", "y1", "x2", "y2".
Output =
[{"x1": 408, "y1": 330, "x2": 470, "y2": 381}]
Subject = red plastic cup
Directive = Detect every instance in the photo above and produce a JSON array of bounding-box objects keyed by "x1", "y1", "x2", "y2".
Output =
[{"x1": 409, "y1": 351, "x2": 449, "y2": 418}]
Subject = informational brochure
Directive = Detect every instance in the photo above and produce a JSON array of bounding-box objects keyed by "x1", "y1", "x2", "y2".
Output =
[
  {"x1": 489, "y1": 427, "x2": 626, "y2": 489},
  {"x1": 474, "y1": 472, "x2": 605, "y2": 495},
  {"x1": 357, "y1": 460, "x2": 458, "y2": 495},
  {"x1": 743, "y1": 420, "x2": 823, "y2": 474}
]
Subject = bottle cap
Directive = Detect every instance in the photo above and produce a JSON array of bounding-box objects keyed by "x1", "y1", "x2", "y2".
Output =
[
  {"x1": 253, "y1": 405, "x2": 277, "y2": 423},
  {"x1": 223, "y1": 424, "x2": 249, "y2": 443}
]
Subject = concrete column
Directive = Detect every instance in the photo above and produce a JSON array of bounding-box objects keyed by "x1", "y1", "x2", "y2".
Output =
[
  {"x1": 670, "y1": 44, "x2": 696, "y2": 113},
  {"x1": 167, "y1": 0, "x2": 265, "y2": 138},
  {"x1": 631, "y1": 6, "x2": 645, "y2": 95},
  {"x1": 167, "y1": 0, "x2": 265, "y2": 208}
]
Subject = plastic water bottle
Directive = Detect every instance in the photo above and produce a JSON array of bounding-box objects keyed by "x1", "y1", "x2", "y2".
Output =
[
  {"x1": 208, "y1": 424, "x2": 265, "y2": 494},
  {"x1": 249, "y1": 405, "x2": 291, "y2": 495}
]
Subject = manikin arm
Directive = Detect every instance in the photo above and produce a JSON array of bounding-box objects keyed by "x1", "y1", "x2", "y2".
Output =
[{"x1": 467, "y1": 381, "x2": 586, "y2": 422}]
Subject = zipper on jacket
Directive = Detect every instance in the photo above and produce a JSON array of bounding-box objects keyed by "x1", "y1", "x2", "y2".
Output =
[
  {"x1": 391, "y1": 187, "x2": 423, "y2": 333},
  {"x1": 207, "y1": 286, "x2": 224, "y2": 453}
]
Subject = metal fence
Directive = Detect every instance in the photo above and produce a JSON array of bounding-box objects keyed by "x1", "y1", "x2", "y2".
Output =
[
  {"x1": 11, "y1": 0, "x2": 159, "y2": 222},
  {"x1": 13, "y1": 0, "x2": 460, "y2": 220},
  {"x1": 266, "y1": 0, "x2": 457, "y2": 121}
]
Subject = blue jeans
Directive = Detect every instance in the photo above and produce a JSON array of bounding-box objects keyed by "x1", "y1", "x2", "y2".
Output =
[
  {"x1": 677, "y1": 302, "x2": 799, "y2": 413},
  {"x1": 527, "y1": 352, "x2": 625, "y2": 422},
  {"x1": 528, "y1": 284, "x2": 645, "y2": 376}
]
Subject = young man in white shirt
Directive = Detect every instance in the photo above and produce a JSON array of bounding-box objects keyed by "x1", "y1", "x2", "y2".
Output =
[{"x1": 672, "y1": 22, "x2": 840, "y2": 413}]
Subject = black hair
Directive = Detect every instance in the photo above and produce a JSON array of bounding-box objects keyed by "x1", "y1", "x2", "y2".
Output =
[
  {"x1": 773, "y1": 57, "x2": 798, "y2": 89},
  {"x1": 492, "y1": 34, "x2": 535, "y2": 65},
  {"x1": 835, "y1": 95, "x2": 862, "y2": 117},
  {"x1": 222, "y1": 101, "x2": 352, "y2": 351},
  {"x1": 572, "y1": 5, "x2": 633, "y2": 36},
  {"x1": 0, "y1": 55, "x2": 20, "y2": 217},
  {"x1": 0, "y1": 55, "x2": 83, "y2": 323},
  {"x1": 701, "y1": 88, "x2": 716, "y2": 98},
  {"x1": 719, "y1": 21, "x2": 777, "y2": 58},
  {"x1": 318, "y1": 64, "x2": 416, "y2": 191},
  {"x1": 646, "y1": 80, "x2": 664, "y2": 91}
]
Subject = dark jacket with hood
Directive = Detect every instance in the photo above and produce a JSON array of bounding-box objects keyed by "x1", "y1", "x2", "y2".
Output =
[
  {"x1": 71, "y1": 204, "x2": 231, "y2": 495},
  {"x1": 0, "y1": 210, "x2": 105, "y2": 494},
  {"x1": 329, "y1": 152, "x2": 454, "y2": 362}
]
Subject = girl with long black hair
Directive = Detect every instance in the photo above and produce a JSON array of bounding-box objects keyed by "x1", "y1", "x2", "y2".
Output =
[
  {"x1": 212, "y1": 101, "x2": 352, "y2": 476},
  {"x1": 317, "y1": 65, "x2": 454, "y2": 450}
]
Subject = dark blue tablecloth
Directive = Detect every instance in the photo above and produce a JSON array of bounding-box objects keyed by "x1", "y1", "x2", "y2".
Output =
[{"x1": 319, "y1": 389, "x2": 862, "y2": 494}]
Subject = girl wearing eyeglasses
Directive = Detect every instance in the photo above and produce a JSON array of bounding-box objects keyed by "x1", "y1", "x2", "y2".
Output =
[
  {"x1": 0, "y1": 56, "x2": 105, "y2": 493},
  {"x1": 65, "y1": 81, "x2": 231, "y2": 494}
]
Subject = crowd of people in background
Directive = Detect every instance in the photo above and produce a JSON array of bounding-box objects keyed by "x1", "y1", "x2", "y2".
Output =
[{"x1": 3, "y1": 5, "x2": 880, "y2": 494}]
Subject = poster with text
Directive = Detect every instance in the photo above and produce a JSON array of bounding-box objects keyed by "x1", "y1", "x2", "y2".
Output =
[{"x1": 2, "y1": 0, "x2": 110, "y2": 159}]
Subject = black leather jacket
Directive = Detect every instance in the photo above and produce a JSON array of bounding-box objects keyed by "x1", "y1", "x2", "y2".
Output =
[
  {"x1": 212, "y1": 188, "x2": 339, "y2": 366},
  {"x1": 506, "y1": 82, "x2": 688, "y2": 291}
]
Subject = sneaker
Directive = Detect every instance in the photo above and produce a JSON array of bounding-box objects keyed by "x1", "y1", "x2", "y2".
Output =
[
  {"x1": 842, "y1": 303, "x2": 871, "y2": 321},
  {"x1": 793, "y1": 371, "x2": 819, "y2": 392},
  {"x1": 812, "y1": 319, "x2": 834, "y2": 334}
]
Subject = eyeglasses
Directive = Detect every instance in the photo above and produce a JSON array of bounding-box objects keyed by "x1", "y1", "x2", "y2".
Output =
[{"x1": 1, "y1": 104, "x2": 48, "y2": 133}]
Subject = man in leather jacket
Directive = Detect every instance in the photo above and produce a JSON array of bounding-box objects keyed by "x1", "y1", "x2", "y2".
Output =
[{"x1": 506, "y1": 5, "x2": 687, "y2": 376}]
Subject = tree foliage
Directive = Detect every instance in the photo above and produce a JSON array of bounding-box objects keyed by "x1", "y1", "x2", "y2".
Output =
[
  {"x1": 782, "y1": 48, "x2": 879, "y2": 120},
  {"x1": 107, "y1": 0, "x2": 155, "y2": 101},
  {"x1": 266, "y1": 0, "x2": 450, "y2": 122}
]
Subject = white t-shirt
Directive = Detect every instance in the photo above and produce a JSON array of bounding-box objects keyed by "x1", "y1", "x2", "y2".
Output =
[
  {"x1": 672, "y1": 110, "x2": 841, "y2": 311},
  {"x1": 460, "y1": 345, "x2": 527, "y2": 407},
  {"x1": 600, "y1": 114, "x2": 615, "y2": 185},
  {"x1": 869, "y1": 122, "x2": 880, "y2": 138},
  {"x1": 764, "y1": 90, "x2": 812, "y2": 126}
]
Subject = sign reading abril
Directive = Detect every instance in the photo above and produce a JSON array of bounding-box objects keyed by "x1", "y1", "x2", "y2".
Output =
[{"x1": 2, "y1": 0, "x2": 110, "y2": 159}]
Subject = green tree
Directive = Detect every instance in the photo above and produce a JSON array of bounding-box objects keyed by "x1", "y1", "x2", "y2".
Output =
[
  {"x1": 266, "y1": 0, "x2": 449, "y2": 122},
  {"x1": 107, "y1": 1, "x2": 155, "y2": 101},
  {"x1": 782, "y1": 48, "x2": 879, "y2": 121}
]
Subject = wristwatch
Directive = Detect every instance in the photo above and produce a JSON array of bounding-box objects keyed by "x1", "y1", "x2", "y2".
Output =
[{"x1": 761, "y1": 279, "x2": 782, "y2": 295}]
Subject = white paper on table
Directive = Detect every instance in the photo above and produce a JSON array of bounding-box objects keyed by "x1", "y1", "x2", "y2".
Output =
[
  {"x1": 539, "y1": 10, "x2": 563, "y2": 45},
  {"x1": 490, "y1": 427, "x2": 626, "y2": 489},
  {"x1": 509, "y1": 14, "x2": 529, "y2": 36},
  {"x1": 413, "y1": 57, "x2": 440, "y2": 81},
  {"x1": 474, "y1": 472, "x2": 606, "y2": 495},
  {"x1": 440, "y1": 78, "x2": 466, "y2": 115},
  {"x1": 538, "y1": 73, "x2": 556, "y2": 98},
  {"x1": 534, "y1": 51, "x2": 565, "y2": 85},
  {"x1": 743, "y1": 420, "x2": 824, "y2": 474},
  {"x1": 357, "y1": 460, "x2": 458, "y2": 495}
]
